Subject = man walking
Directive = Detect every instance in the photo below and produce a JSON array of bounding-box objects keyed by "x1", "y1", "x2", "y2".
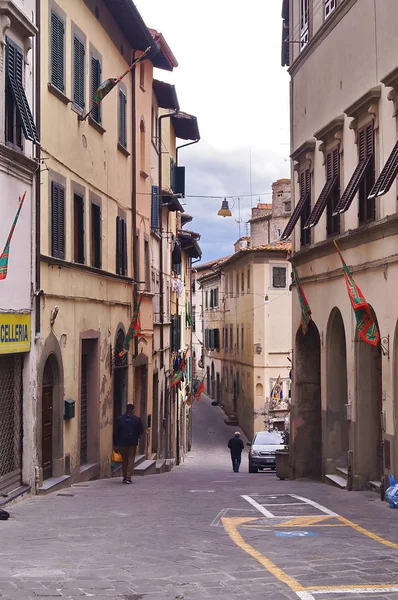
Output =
[
  {"x1": 114, "y1": 404, "x2": 144, "y2": 484},
  {"x1": 228, "y1": 431, "x2": 244, "y2": 472}
]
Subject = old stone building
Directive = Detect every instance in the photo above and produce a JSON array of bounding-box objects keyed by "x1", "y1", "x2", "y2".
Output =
[
  {"x1": 250, "y1": 179, "x2": 292, "y2": 246},
  {"x1": 283, "y1": 0, "x2": 398, "y2": 490}
]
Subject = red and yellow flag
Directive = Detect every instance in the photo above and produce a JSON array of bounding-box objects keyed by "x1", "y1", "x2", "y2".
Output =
[{"x1": 334, "y1": 241, "x2": 379, "y2": 346}]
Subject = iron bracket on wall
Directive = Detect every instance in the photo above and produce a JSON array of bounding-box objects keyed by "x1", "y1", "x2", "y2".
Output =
[{"x1": 380, "y1": 334, "x2": 390, "y2": 359}]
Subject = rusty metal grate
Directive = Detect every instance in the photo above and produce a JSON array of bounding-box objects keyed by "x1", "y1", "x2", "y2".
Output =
[{"x1": 0, "y1": 355, "x2": 22, "y2": 493}]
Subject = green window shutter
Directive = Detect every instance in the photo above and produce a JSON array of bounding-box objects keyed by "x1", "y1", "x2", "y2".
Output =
[
  {"x1": 151, "y1": 185, "x2": 159, "y2": 230},
  {"x1": 73, "y1": 35, "x2": 85, "y2": 110},
  {"x1": 118, "y1": 90, "x2": 127, "y2": 148},
  {"x1": 6, "y1": 39, "x2": 39, "y2": 143},
  {"x1": 116, "y1": 216, "x2": 122, "y2": 274},
  {"x1": 51, "y1": 11, "x2": 65, "y2": 91},
  {"x1": 91, "y1": 56, "x2": 101, "y2": 123}
]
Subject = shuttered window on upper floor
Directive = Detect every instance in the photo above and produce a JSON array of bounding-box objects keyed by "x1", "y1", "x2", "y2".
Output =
[
  {"x1": 91, "y1": 56, "x2": 101, "y2": 124},
  {"x1": 305, "y1": 147, "x2": 339, "y2": 232},
  {"x1": 333, "y1": 124, "x2": 374, "y2": 218},
  {"x1": 281, "y1": 168, "x2": 311, "y2": 241},
  {"x1": 51, "y1": 182, "x2": 65, "y2": 259},
  {"x1": 151, "y1": 185, "x2": 160, "y2": 231},
  {"x1": 118, "y1": 89, "x2": 127, "y2": 148},
  {"x1": 51, "y1": 11, "x2": 65, "y2": 92},
  {"x1": 73, "y1": 35, "x2": 85, "y2": 111},
  {"x1": 6, "y1": 38, "x2": 39, "y2": 145},
  {"x1": 369, "y1": 139, "x2": 398, "y2": 201},
  {"x1": 116, "y1": 216, "x2": 127, "y2": 276}
]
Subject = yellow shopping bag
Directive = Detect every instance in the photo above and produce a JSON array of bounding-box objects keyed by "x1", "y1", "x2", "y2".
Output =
[{"x1": 112, "y1": 449, "x2": 123, "y2": 463}]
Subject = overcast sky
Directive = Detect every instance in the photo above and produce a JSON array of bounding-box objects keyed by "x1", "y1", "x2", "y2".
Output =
[{"x1": 136, "y1": 0, "x2": 290, "y2": 262}]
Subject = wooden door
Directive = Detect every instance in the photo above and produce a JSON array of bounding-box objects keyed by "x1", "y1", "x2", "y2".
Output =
[{"x1": 42, "y1": 386, "x2": 53, "y2": 480}]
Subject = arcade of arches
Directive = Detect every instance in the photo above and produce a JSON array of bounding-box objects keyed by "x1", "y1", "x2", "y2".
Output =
[{"x1": 291, "y1": 307, "x2": 385, "y2": 490}]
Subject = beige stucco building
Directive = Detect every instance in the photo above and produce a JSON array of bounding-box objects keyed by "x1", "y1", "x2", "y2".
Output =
[{"x1": 283, "y1": 0, "x2": 398, "y2": 490}]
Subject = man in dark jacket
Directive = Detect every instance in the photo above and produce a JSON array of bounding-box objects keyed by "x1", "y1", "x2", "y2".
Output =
[
  {"x1": 114, "y1": 404, "x2": 144, "y2": 484},
  {"x1": 228, "y1": 431, "x2": 244, "y2": 472}
]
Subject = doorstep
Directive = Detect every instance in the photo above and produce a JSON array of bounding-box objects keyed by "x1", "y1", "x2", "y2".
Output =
[
  {"x1": 78, "y1": 463, "x2": 100, "y2": 483},
  {"x1": 0, "y1": 484, "x2": 30, "y2": 507},
  {"x1": 38, "y1": 475, "x2": 71, "y2": 495}
]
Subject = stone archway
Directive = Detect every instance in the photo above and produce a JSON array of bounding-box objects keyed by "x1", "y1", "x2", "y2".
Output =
[
  {"x1": 325, "y1": 308, "x2": 349, "y2": 472},
  {"x1": 291, "y1": 320, "x2": 322, "y2": 479},
  {"x1": 355, "y1": 307, "x2": 382, "y2": 488}
]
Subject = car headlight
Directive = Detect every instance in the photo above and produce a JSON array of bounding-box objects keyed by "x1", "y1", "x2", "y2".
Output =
[{"x1": 251, "y1": 450, "x2": 260, "y2": 457}]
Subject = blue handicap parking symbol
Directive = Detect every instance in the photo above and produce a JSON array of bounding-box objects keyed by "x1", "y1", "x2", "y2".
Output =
[{"x1": 274, "y1": 531, "x2": 317, "y2": 537}]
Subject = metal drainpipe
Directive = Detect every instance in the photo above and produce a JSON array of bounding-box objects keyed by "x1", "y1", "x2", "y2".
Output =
[
  {"x1": 158, "y1": 111, "x2": 178, "y2": 368},
  {"x1": 176, "y1": 138, "x2": 199, "y2": 166},
  {"x1": 131, "y1": 50, "x2": 138, "y2": 359},
  {"x1": 35, "y1": 0, "x2": 41, "y2": 335}
]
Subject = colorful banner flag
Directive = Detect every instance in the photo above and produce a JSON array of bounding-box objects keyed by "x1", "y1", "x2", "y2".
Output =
[
  {"x1": 292, "y1": 265, "x2": 312, "y2": 335},
  {"x1": 0, "y1": 192, "x2": 27, "y2": 281},
  {"x1": 194, "y1": 378, "x2": 205, "y2": 401},
  {"x1": 185, "y1": 393, "x2": 193, "y2": 406},
  {"x1": 118, "y1": 293, "x2": 144, "y2": 357},
  {"x1": 270, "y1": 375, "x2": 283, "y2": 409},
  {"x1": 171, "y1": 348, "x2": 188, "y2": 388},
  {"x1": 333, "y1": 241, "x2": 379, "y2": 346},
  {"x1": 82, "y1": 47, "x2": 151, "y2": 121}
]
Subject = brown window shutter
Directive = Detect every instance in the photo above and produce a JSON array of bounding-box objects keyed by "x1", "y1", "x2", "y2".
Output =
[
  {"x1": 122, "y1": 219, "x2": 127, "y2": 276},
  {"x1": 366, "y1": 124, "x2": 374, "y2": 158},
  {"x1": 326, "y1": 151, "x2": 333, "y2": 180},
  {"x1": 116, "y1": 216, "x2": 122, "y2": 274},
  {"x1": 358, "y1": 129, "x2": 366, "y2": 161},
  {"x1": 332, "y1": 148, "x2": 339, "y2": 178}
]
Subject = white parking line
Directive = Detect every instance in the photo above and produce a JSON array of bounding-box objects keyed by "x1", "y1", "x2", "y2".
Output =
[
  {"x1": 290, "y1": 494, "x2": 338, "y2": 517},
  {"x1": 296, "y1": 592, "x2": 316, "y2": 600},
  {"x1": 241, "y1": 495, "x2": 276, "y2": 518}
]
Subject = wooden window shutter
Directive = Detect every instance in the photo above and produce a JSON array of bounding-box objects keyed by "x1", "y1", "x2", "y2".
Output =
[
  {"x1": 116, "y1": 216, "x2": 122, "y2": 274},
  {"x1": 6, "y1": 40, "x2": 39, "y2": 143},
  {"x1": 332, "y1": 148, "x2": 339, "y2": 178},
  {"x1": 92, "y1": 204, "x2": 101, "y2": 268},
  {"x1": 118, "y1": 90, "x2": 127, "y2": 148},
  {"x1": 51, "y1": 182, "x2": 65, "y2": 259},
  {"x1": 51, "y1": 11, "x2": 65, "y2": 92},
  {"x1": 366, "y1": 124, "x2": 374, "y2": 158},
  {"x1": 326, "y1": 151, "x2": 333, "y2": 180},
  {"x1": 358, "y1": 128, "x2": 366, "y2": 161},
  {"x1": 151, "y1": 186, "x2": 160, "y2": 230},
  {"x1": 73, "y1": 35, "x2": 85, "y2": 110},
  {"x1": 122, "y1": 218, "x2": 127, "y2": 276},
  {"x1": 91, "y1": 56, "x2": 101, "y2": 123}
]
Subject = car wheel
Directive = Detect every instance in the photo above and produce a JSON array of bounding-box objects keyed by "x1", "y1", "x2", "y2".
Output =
[{"x1": 249, "y1": 463, "x2": 258, "y2": 473}]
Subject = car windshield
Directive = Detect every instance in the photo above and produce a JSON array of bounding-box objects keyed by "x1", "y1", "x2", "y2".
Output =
[{"x1": 253, "y1": 431, "x2": 283, "y2": 445}]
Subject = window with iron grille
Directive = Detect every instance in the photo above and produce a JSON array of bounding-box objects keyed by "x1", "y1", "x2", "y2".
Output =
[
  {"x1": 91, "y1": 202, "x2": 101, "y2": 268},
  {"x1": 300, "y1": 169, "x2": 311, "y2": 246},
  {"x1": 272, "y1": 266, "x2": 287, "y2": 288},
  {"x1": 73, "y1": 35, "x2": 85, "y2": 111},
  {"x1": 325, "y1": 0, "x2": 337, "y2": 19},
  {"x1": 0, "y1": 355, "x2": 22, "y2": 494},
  {"x1": 51, "y1": 181, "x2": 65, "y2": 259},
  {"x1": 118, "y1": 89, "x2": 127, "y2": 148},
  {"x1": 358, "y1": 123, "x2": 375, "y2": 224},
  {"x1": 116, "y1": 216, "x2": 127, "y2": 276},
  {"x1": 300, "y1": 0, "x2": 309, "y2": 49},
  {"x1": 91, "y1": 55, "x2": 101, "y2": 124},
  {"x1": 5, "y1": 38, "x2": 39, "y2": 146},
  {"x1": 326, "y1": 147, "x2": 340, "y2": 235},
  {"x1": 50, "y1": 11, "x2": 65, "y2": 92}
]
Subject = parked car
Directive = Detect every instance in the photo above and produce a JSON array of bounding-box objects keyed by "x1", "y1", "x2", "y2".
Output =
[{"x1": 248, "y1": 430, "x2": 285, "y2": 473}]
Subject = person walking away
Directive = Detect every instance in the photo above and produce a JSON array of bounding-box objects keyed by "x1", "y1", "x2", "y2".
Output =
[
  {"x1": 228, "y1": 431, "x2": 244, "y2": 472},
  {"x1": 114, "y1": 404, "x2": 144, "y2": 483}
]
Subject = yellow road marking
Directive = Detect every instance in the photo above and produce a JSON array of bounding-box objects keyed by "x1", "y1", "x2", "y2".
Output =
[
  {"x1": 336, "y1": 515, "x2": 398, "y2": 548},
  {"x1": 274, "y1": 516, "x2": 331, "y2": 528},
  {"x1": 305, "y1": 583, "x2": 398, "y2": 591},
  {"x1": 222, "y1": 517, "x2": 303, "y2": 591},
  {"x1": 244, "y1": 524, "x2": 346, "y2": 529}
]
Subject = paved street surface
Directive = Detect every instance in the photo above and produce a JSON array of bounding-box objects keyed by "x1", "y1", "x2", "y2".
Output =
[{"x1": 2, "y1": 396, "x2": 398, "y2": 600}]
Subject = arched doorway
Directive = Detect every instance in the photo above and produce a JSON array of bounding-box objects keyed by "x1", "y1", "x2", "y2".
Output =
[
  {"x1": 42, "y1": 358, "x2": 55, "y2": 480},
  {"x1": 292, "y1": 320, "x2": 322, "y2": 479},
  {"x1": 113, "y1": 329, "x2": 128, "y2": 445},
  {"x1": 326, "y1": 308, "x2": 349, "y2": 471},
  {"x1": 355, "y1": 307, "x2": 382, "y2": 488}
]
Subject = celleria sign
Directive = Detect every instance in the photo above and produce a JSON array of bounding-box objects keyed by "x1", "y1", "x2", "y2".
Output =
[{"x1": 0, "y1": 314, "x2": 30, "y2": 354}]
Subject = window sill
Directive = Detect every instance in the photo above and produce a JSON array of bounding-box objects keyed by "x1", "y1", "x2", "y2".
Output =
[
  {"x1": 88, "y1": 116, "x2": 106, "y2": 135},
  {"x1": 117, "y1": 143, "x2": 130, "y2": 157},
  {"x1": 140, "y1": 169, "x2": 149, "y2": 179},
  {"x1": 48, "y1": 83, "x2": 71, "y2": 105},
  {"x1": 71, "y1": 102, "x2": 85, "y2": 117},
  {"x1": 151, "y1": 229, "x2": 161, "y2": 240}
]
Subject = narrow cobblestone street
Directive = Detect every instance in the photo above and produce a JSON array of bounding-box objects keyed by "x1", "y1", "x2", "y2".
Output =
[{"x1": 2, "y1": 396, "x2": 398, "y2": 600}]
